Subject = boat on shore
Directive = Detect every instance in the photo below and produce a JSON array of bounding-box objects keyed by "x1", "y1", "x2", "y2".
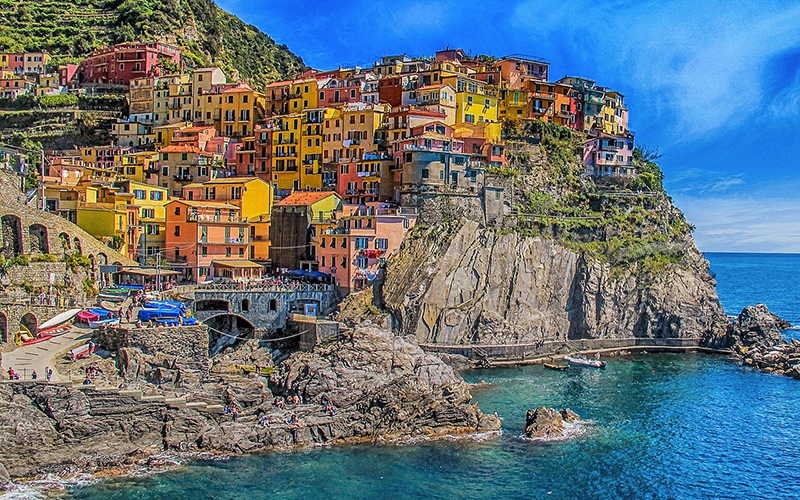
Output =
[
  {"x1": 37, "y1": 308, "x2": 81, "y2": 332},
  {"x1": 97, "y1": 288, "x2": 130, "y2": 302},
  {"x1": 88, "y1": 318, "x2": 120, "y2": 329},
  {"x1": 564, "y1": 355, "x2": 606, "y2": 368},
  {"x1": 543, "y1": 362, "x2": 569, "y2": 371}
]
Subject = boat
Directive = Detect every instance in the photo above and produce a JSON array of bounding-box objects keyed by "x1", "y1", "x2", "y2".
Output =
[
  {"x1": 544, "y1": 362, "x2": 569, "y2": 371},
  {"x1": 37, "y1": 308, "x2": 81, "y2": 332},
  {"x1": 97, "y1": 288, "x2": 130, "y2": 302},
  {"x1": 564, "y1": 355, "x2": 606, "y2": 368},
  {"x1": 88, "y1": 317, "x2": 120, "y2": 329}
]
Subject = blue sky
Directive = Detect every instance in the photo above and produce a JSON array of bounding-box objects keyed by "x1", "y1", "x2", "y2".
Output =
[{"x1": 219, "y1": 0, "x2": 800, "y2": 253}]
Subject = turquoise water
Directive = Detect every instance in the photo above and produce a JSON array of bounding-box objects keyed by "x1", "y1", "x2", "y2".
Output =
[{"x1": 62, "y1": 253, "x2": 800, "y2": 500}]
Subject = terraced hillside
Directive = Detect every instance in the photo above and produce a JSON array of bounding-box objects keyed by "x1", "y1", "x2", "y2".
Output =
[{"x1": 0, "y1": 0, "x2": 305, "y2": 88}]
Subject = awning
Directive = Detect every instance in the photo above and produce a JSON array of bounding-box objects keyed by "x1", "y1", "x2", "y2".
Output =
[
  {"x1": 211, "y1": 260, "x2": 265, "y2": 269},
  {"x1": 115, "y1": 267, "x2": 181, "y2": 276}
]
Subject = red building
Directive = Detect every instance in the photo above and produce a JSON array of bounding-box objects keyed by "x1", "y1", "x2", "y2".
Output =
[
  {"x1": 75, "y1": 42, "x2": 181, "y2": 86},
  {"x1": 378, "y1": 77, "x2": 403, "y2": 107}
]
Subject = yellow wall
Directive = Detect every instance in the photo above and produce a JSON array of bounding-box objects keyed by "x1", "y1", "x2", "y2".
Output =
[
  {"x1": 76, "y1": 206, "x2": 129, "y2": 254},
  {"x1": 290, "y1": 79, "x2": 318, "y2": 113},
  {"x1": 272, "y1": 114, "x2": 302, "y2": 190}
]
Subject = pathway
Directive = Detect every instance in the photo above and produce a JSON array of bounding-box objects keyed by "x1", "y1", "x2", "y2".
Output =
[{"x1": 1, "y1": 326, "x2": 93, "y2": 382}]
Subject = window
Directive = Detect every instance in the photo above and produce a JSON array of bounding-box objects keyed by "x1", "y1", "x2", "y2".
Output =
[
  {"x1": 375, "y1": 238, "x2": 388, "y2": 250},
  {"x1": 341, "y1": 256, "x2": 347, "y2": 268},
  {"x1": 422, "y1": 169, "x2": 429, "y2": 179},
  {"x1": 341, "y1": 238, "x2": 347, "y2": 249},
  {"x1": 465, "y1": 114, "x2": 475, "y2": 123},
  {"x1": 321, "y1": 256, "x2": 326, "y2": 267},
  {"x1": 239, "y1": 247, "x2": 244, "y2": 257},
  {"x1": 162, "y1": 153, "x2": 168, "y2": 161},
  {"x1": 174, "y1": 206, "x2": 181, "y2": 215},
  {"x1": 133, "y1": 189, "x2": 146, "y2": 200},
  {"x1": 141, "y1": 208, "x2": 155, "y2": 218},
  {"x1": 201, "y1": 246, "x2": 207, "y2": 257},
  {"x1": 269, "y1": 299, "x2": 277, "y2": 311},
  {"x1": 241, "y1": 299, "x2": 250, "y2": 311},
  {"x1": 146, "y1": 224, "x2": 160, "y2": 235},
  {"x1": 150, "y1": 191, "x2": 163, "y2": 201},
  {"x1": 226, "y1": 247, "x2": 231, "y2": 257},
  {"x1": 174, "y1": 225, "x2": 180, "y2": 236},
  {"x1": 355, "y1": 237, "x2": 369, "y2": 249},
  {"x1": 356, "y1": 256, "x2": 368, "y2": 268}
]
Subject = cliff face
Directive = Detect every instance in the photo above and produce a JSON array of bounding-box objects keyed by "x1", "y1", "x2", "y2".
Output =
[
  {"x1": 382, "y1": 128, "x2": 729, "y2": 347},
  {"x1": 383, "y1": 221, "x2": 727, "y2": 346}
]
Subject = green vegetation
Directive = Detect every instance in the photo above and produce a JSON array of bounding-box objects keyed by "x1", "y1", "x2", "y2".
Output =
[
  {"x1": 82, "y1": 277, "x2": 98, "y2": 297},
  {"x1": 486, "y1": 166, "x2": 518, "y2": 177},
  {"x1": 38, "y1": 94, "x2": 78, "y2": 108},
  {"x1": 0, "y1": 0, "x2": 305, "y2": 89},
  {"x1": 502, "y1": 125, "x2": 688, "y2": 274},
  {"x1": 64, "y1": 252, "x2": 91, "y2": 273},
  {"x1": 35, "y1": 253, "x2": 59, "y2": 262}
]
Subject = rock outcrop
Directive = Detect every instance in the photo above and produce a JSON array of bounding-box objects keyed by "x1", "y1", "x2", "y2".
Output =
[
  {"x1": 728, "y1": 304, "x2": 791, "y2": 347},
  {"x1": 0, "y1": 327, "x2": 499, "y2": 480},
  {"x1": 383, "y1": 220, "x2": 728, "y2": 346},
  {"x1": 523, "y1": 407, "x2": 580, "y2": 439}
]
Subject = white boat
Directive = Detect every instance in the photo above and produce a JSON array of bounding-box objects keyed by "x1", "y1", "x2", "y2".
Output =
[
  {"x1": 564, "y1": 355, "x2": 606, "y2": 368},
  {"x1": 37, "y1": 308, "x2": 82, "y2": 332},
  {"x1": 88, "y1": 318, "x2": 121, "y2": 328}
]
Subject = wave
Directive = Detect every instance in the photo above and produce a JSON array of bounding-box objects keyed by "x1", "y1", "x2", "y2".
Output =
[
  {"x1": 518, "y1": 419, "x2": 593, "y2": 442},
  {"x1": 0, "y1": 473, "x2": 97, "y2": 500}
]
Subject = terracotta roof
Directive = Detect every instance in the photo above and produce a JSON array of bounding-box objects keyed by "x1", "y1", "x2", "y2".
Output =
[
  {"x1": 160, "y1": 145, "x2": 212, "y2": 155},
  {"x1": 277, "y1": 191, "x2": 339, "y2": 206},
  {"x1": 178, "y1": 126, "x2": 215, "y2": 133},
  {"x1": 266, "y1": 80, "x2": 292, "y2": 88},
  {"x1": 417, "y1": 83, "x2": 452, "y2": 91},
  {"x1": 203, "y1": 177, "x2": 264, "y2": 185}
]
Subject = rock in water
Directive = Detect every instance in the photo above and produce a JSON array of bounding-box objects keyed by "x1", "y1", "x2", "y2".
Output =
[
  {"x1": 524, "y1": 407, "x2": 580, "y2": 439},
  {"x1": 729, "y1": 304, "x2": 791, "y2": 347}
]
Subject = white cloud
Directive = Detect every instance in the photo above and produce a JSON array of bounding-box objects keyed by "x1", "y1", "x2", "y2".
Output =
[{"x1": 676, "y1": 195, "x2": 800, "y2": 253}]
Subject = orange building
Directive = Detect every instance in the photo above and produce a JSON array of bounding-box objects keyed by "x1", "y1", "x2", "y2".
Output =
[{"x1": 165, "y1": 199, "x2": 258, "y2": 282}]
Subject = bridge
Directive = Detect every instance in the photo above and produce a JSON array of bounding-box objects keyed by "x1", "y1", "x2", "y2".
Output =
[{"x1": 191, "y1": 283, "x2": 340, "y2": 344}]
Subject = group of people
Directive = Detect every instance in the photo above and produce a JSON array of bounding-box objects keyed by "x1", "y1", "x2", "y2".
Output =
[
  {"x1": 273, "y1": 394, "x2": 302, "y2": 409},
  {"x1": 6, "y1": 365, "x2": 53, "y2": 381},
  {"x1": 82, "y1": 365, "x2": 100, "y2": 385}
]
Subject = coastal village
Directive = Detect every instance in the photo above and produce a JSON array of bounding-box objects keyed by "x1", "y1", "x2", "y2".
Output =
[
  {"x1": 0, "y1": 23, "x2": 794, "y2": 497},
  {"x1": 1, "y1": 43, "x2": 634, "y2": 290}
]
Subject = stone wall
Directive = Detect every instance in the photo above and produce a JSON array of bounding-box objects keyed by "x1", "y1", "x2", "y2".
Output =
[
  {"x1": 0, "y1": 168, "x2": 134, "y2": 265},
  {"x1": 94, "y1": 324, "x2": 210, "y2": 370},
  {"x1": 193, "y1": 287, "x2": 340, "y2": 334}
]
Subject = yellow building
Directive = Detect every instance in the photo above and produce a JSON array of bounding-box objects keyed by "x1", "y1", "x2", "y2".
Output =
[
  {"x1": 118, "y1": 151, "x2": 159, "y2": 183},
  {"x1": 271, "y1": 113, "x2": 302, "y2": 191},
  {"x1": 220, "y1": 86, "x2": 262, "y2": 138},
  {"x1": 76, "y1": 185, "x2": 132, "y2": 255},
  {"x1": 323, "y1": 103, "x2": 389, "y2": 164},
  {"x1": 443, "y1": 75, "x2": 499, "y2": 125},
  {"x1": 126, "y1": 181, "x2": 169, "y2": 259},
  {"x1": 289, "y1": 78, "x2": 318, "y2": 113},
  {"x1": 167, "y1": 74, "x2": 193, "y2": 124},
  {"x1": 299, "y1": 108, "x2": 334, "y2": 190},
  {"x1": 498, "y1": 87, "x2": 528, "y2": 121},
  {"x1": 153, "y1": 122, "x2": 191, "y2": 149}
]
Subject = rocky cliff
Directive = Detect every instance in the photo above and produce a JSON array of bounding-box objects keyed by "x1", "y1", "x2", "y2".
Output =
[
  {"x1": 0, "y1": 326, "x2": 499, "y2": 480},
  {"x1": 382, "y1": 126, "x2": 729, "y2": 347}
]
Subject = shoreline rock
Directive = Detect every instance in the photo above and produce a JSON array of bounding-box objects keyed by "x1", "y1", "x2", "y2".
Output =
[
  {"x1": 0, "y1": 327, "x2": 500, "y2": 482},
  {"x1": 728, "y1": 304, "x2": 798, "y2": 379},
  {"x1": 523, "y1": 407, "x2": 581, "y2": 440}
]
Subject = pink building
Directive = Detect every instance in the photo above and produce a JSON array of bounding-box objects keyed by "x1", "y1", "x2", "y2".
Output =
[
  {"x1": 582, "y1": 134, "x2": 635, "y2": 176},
  {"x1": 316, "y1": 202, "x2": 416, "y2": 292},
  {"x1": 318, "y1": 76, "x2": 362, "y2": 107},
  {"x1": 75, "y1": 42, "x2": 181, "y2": 86}
]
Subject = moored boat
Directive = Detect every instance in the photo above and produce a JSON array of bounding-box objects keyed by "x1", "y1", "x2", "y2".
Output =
[
  {"x1": 37, "y1": 308, "x2": 81, "y2": 332},
  {"x1": 544, "y1": 362, "x2": 569, "y2": 371},
  {"x1": 88, "y1": 318, "x2": 120, "y2": 328},
  {"x1": 564, "y1": 355, "x2": 606, "y2": 368}
]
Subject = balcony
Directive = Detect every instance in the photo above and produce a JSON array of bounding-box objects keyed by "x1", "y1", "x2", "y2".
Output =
[
  {"x1": 357, "y1": 171, "x2": 381, "y2": 178},
  {"x1": 275, "y1": 137, "x2": 297, "y2": 145},
  {"x1": 173, "y1": 173, "x2": 193, "y2": 182},
  {"x1": 186, "y1": 213, "x2": 245, "y2": 223},
  {"x1": 531, "y1": 92, "x2": 556, "y2": 99}
]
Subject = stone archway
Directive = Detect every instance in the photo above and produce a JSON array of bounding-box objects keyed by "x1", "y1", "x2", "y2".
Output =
[
  {"x1": 29, "y1": 224, "x2": 49, "y2": 254},
  {"x1": 20, "y1": 312, "x2": 37, "y2": 334},
  {"x1": 73, "y1": 237, "x2": 82, "y2": 254},
  {"x1": 97, "y1": 253, "x2": 108, "y2": 266},
  {"x1": 205, "y1": 313, "x2": 256, "y2": 356},
  {"x1": 59, "y1": 232, "x2": 71, "y2": 252},
  {"x1": 1, "y1": 214, "x2": 23, "y2": 258},
  {"x1": 0, "y1": 311, "x2": 7, "y2": 343}
]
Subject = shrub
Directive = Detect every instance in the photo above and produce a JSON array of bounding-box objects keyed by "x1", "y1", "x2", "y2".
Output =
[{"x1": 38, "y1": 93, "x2": 78, "y2": 108}]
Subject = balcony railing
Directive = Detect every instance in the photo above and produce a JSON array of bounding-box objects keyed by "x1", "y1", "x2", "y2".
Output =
[
  {"x1": 186, "y1": 213, "x2": 245, "y2": 223},
  {"x1": 173, "y1": 173, "x2": 193, "y2": 182}
]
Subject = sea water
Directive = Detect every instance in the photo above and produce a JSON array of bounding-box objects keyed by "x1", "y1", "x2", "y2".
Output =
[{"x1": 48, "y1": 253, "x2": 800, "y2": 499}]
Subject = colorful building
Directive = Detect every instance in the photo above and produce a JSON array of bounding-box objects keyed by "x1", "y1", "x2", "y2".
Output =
[
  {"x1": 165, "y1": 199, "x2": 252, "y2": 282},
  {"x1": 316, "y1": 202, "x2": 417, "y2": 292},
  {"x1": 583, "y1": 135, "x2": 635, "y2": 176},
  {"x1": 74, "y1": 42, "x2": 181, "y2": 86}
]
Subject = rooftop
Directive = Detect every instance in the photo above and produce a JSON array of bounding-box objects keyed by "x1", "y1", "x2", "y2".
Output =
[{"x1": 277, "y1": 191, "x2": 339, "y2": 206}]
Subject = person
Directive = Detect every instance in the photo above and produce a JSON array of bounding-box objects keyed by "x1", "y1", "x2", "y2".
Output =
[
  {"x1": 82, "y1": 376, "x2": 91, "y2": 385},
  {"x1": 69, "y1": 350, "x2": 76, "y2": 362},
  {"x1": 231, "y1": 405, "x2": 239, "y2": 422},
  {"x1": 31, "y1": 370, "x2": 37, "y2": 380},
  {"x1": 223, "y1": 405, "x2": 231, "y2": 415},
  {"x1": 8, "y1": 367, "x2": 15, "y2": 380},
  {"x1": 135, "y1": 320, "x2": 142, "y2": 329},
  {"x1": 259, "y1": 415, "x2": 270, "y2": 428},
  {"x1": 274, "y1": 396, "x2": 286, "y2": 409},
  {"x1": 287, "y1": 414, "x2": 299, "y2": 426},
  {"x1": 323, "y1": 399, "x2": 336, "y2": 416},
  {"x1": 45, "y1": 366, "x2": 52, "y2": 382}
]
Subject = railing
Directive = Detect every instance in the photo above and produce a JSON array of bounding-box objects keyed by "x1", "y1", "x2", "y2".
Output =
[
  {"x1": 357, "y1": 171, "x2": 380, "y2": 177},
  {"x1": 0, "y1": 293, "x2": 84, "y2": 308},
  {"x1": 186, "y1": 214, "x2": 244, "y2": 223},
  {"x1": 173, "y1": 173, "x2": 193, "y2": 182},
  {"x1": 196, "y1": 282, "x2": 334, "y2": 292}
]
